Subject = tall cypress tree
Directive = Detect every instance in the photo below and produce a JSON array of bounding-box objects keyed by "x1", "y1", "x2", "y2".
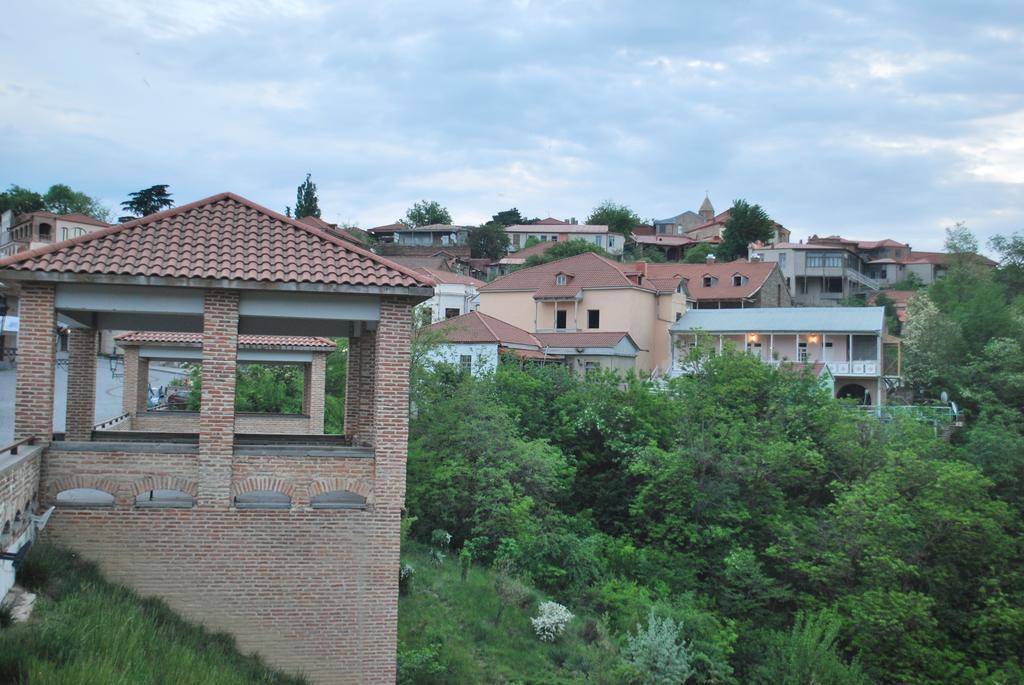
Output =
[{"x1": 294, "y1": 173, "x2": 321, "y2": 219}]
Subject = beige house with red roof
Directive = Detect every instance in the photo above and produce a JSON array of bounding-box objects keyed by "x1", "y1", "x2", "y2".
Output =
[
  {"x1": 478, "y1": 252, "x2": 690, "y2": 374},
  {"x1": 645, "y1": 260, "x2": 793, "y2": 309}
]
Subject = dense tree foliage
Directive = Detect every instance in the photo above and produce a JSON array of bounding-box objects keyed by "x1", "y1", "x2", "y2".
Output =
[
  {"x1": 717, "y1": 199, "x2": 775, "y2": 261},
  {"x1": 523, "y1": 239, "x2": 611, "y2": 267},
  {"x1": 119, "y1": 184, "x2": 173, "y2": 222},
  {"x1": 491, "y1": 208, "x2": 525, "y2": 226},
  {"x1": 1, "y1": 183, "x2": 110, "y2": 221},
  {"x1": 0, "y1": 184, "x2": 45, "y2": 216},
  {"x1": 292, "y1": 173, "x2": 321, "y2": 219},
  {"x1": 404, "y1": 251, "x2": 1024, "y2": 683},
  {"x1": 403, "y1": 200, "x2": 452, "y2": 227},
  {"x1": 683, "y1": 242, "x2": 715, "y2": 263},
  {"x1": 587, "y1": 201, "x2": 643, "y2": 237},
  {"x1": 468, "y1": 221, "x2": 510, "y2": 260}
]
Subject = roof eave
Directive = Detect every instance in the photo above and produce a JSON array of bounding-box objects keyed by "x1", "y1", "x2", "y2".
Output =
[{"x1": 0, "y1": 269, "x2": 434, "y2": 300}]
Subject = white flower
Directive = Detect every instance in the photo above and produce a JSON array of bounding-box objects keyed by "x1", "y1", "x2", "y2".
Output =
[{"x1": 530, "y1": 601, "x2": 574, "y2": 642}]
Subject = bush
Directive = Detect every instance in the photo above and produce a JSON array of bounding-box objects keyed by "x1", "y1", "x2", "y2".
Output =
[
  {"x1": 623, "y1": 613, "x2": 696, "y2": 685},
  {"x1": 531, "y1": 601, "x2": 574, "y2": 642},
  {"x1": 399, "y1": 563, "x2": 415, "y2": 596},
  {"x1": 752, "y1": 611, "x2": 871, "y2": 685}
]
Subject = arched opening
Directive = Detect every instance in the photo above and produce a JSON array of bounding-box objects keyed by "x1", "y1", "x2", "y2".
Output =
[
  {"x1": 38, "y1": 222, "x2": 52, "y2": 240},
  {"x1": 135, "y1": 489, "x2": 194, "y2": 508},
  {"x1": 311, "y1": 490, "x2": 367, "y2": 510},
  {"x1": 234, "y1": 490, "x2": 291, "y2": 510},
  {"x1": 837, "y1": 383, "x2": 868, "y2": 404},
  {"x1": 55, "y1": 488, "x2": 116, "y2": 508}
]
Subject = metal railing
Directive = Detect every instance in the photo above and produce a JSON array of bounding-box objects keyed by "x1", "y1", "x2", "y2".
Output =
[
  {"x1": 856, "y1": 404, "x2": 958, "y2": 426},
  {"x1": 93, "y1": 413, "x2": 131, "y2": 431},
  {"x1": 1, "y1": 435, "x2": 37, "y2": 459}
]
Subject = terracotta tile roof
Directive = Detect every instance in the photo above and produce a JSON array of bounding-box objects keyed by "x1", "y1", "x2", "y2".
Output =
[
  {"x1": 0, "y1": 192, "x2": 432, "y2": 290},
  {"x1": 534, "y1": 331, "x2": 634, "y2": 348},
  {"x1": 415, "y1": 267, "x2": 485, "y2": 287},
  {"x1": 631, "y1": 234, "x2": 697, "y2": 247},
  {"x1": 869, "y1": 290, "x2": 917, "y2": 307},
  {"x1": 429, "y1": 310, "x2": 541, "y2": 346},
  {"x1": 499, "y1": 240, "x2": 558, "y2": 264},
  {"x1": 506, "y1": 223, "x2": 608, "y2": 235},
  {"x1": 296, "y1": 215, "x2": 369, "y2": 246},
  {"x1": 481, "y1": 252, "x2": 636, "y2": 298},
  {"x1": 631, "y1": 224, "x2": 655, "y2": 236},
  {"x1": 367, "y1": 222, "x2": 404, "y2": 233},
  {"x1": 503, "y1": 346, "x2": 563, "y2": 361},
  {"x1": 534, "y1": 217, "x2": 570, "y2": 225},
  {"x1": 644, "y1": 260, "x2": 778, "y2": 301},
  {"x1": 59, "y1": 213, "x2": 110, "y2": 227},
  {"x1": 115, "y1": 331, "x2": 337, "y2": 349},
  {"x1": 857, "y1": 238, "x2": 909, "y2": 249}
]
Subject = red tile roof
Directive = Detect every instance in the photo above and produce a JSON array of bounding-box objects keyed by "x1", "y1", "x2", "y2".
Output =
[
  {"x1": 534, "y1": 217, "x2": 570, "y2": 225},
  {"x1": 415, "y1": 267, "x2": 485, "y2": 287},
  {"x1": 59, "y1": 213, "x2": 110, "y2": 227},
  {"x1": 0, "y1": 193, "x2": 432, "y2": 290},
  {"x1": 429, "y1": 310, "x2": 541, "y2": 346},
  {"x1": 367, "y1": 222, "x2": 404, "y2": 233},
  {"x1": 115, "y1": 331, "x2": 337, "y2": 349},
  {"x1": 481, "y1": 252, "x2": 692, "y2": 297},
  {"x1": 498, "y1": 240, "x2": 558, "y2": 264},
  {"x1": 631, "y1": 234, "x2": 697, "y2": 247},
  {"x1": 644, "y1": 260, "x2": 779, "y2": 301},
  {"x1": 534, "y1": 331, "x2": 634, "y2": 348}
]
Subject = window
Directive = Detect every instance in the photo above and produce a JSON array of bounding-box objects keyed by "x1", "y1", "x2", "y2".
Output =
[
  {"x1": 234, "y1": 490, "x2": 291, "y2": 510},
  {"x1": 136, "y1": 489, "x2": 194, "y2": 509},
  {"x1": 555, "y1": 310, "x2": 567, "y2": 330},
  {"x1": 61, "y1": 228, "x2": 69, "y2": 240},
  {"x1": 56, "y1": 488, "x2": 115, "y2": 508},
  {"x1": 751, "y1": 343, "x2": 763, "y2": 358},
  {"x1": 311, "y1": 490, "x2": 367, "y2": 510},
  {"x1": 555, "y1": 274, "x2": 568, "y2": 286},
  {"x1": 609, "y1": 236, "x2": 616, "y2": 247},
  {"x1": 38, "y1": 222, "x2": 52, "y2": 240},
  {"x1": 778, "y1": 253, "x2": 787, "y2": 267},
  {"x1": 444, "y1": 308, "x2": 460, "y2": 319},
  {"x1": 675, "y1": 312, "x2": 683, "y2": 321},
  {"x1": 513, "y1": 233, "x2": 521, "y2": 247},
  {"x1": 587, "y1": 309, "x2": 600, "y2": 329},
  {"x1": 460, "y1": 354, "x2": 472, "y2": 372},
  {"x1": 584, "y1": 361, "x2": 601, "y2": 374},
  {"x1": 732, "y1": 275, "x2": 748, "y2": 287},
  {"x1": 798, "y1": 342, "x2": 809, "y2": 362},
  {"x1": 703, "y1": 276, "x2": 717, "y2": 287},
  {"x1": 827, "y1": 277, "x2": 844, "y2": 293}
]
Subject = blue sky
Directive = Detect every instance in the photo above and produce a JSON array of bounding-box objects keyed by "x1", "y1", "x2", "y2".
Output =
[{"x1": 2, "y1": 1, "x2": 1022, "y2": 250}]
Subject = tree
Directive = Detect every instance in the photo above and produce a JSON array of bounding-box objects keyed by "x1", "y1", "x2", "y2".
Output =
[
  {"x1": 119, "y1": 185, "x2": 173, "y2": 223},
  {"x1": 0, "y1": 184, "x2": 45, "y2": 216},
  {"x1": 683, "y1": 243, "x2": 715, "y2": 263},
  {"x1": 468, "y1": 221, "x2": 510, "y2": 260},
  {"x1": 491, "y1": 208, "x2": 524, "y2": 227},
  {"x1": 294, "y1": 173, "x2": 320, "y2": 219},
  {"x1": 586, "y1": 200, "x2": 642, "y2": 237},
  {"x1": 43, "y1": 184, "x2": 111, "y2": 222},
  {"x1": 523, "y1": 239, "x2": 610, "y2": 268},
  {"x1": 717, "y1": 200, "x2": 775, "y2": 262},
  {"x1": 404, "y1": 200, "x2": 452, "y2": 228},
  {"x1": 989, "y1": 232, "x2": 1024, "y2": 299}
]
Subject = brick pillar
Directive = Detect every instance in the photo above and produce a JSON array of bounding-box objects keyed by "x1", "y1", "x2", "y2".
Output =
[
  {"x1": 357, "y1": 329, "x2": 377, "y2": 446},
  {"x1": 307, "y1": 352, "x2": 326, "y2": 434},
  {"x1": 366, "y1": 296, "x2": 412, "y2": 682},
  {"x1": 344, "y1": 336, "x2": 362, "y2": 437},
  {"x1": 15, "y1": 283, "x2": 56, "y2": 441},
  {"x1": 121, "y1": 347, "x2": 150, "y2": 417},
  {"x1": 136, "y1": 358, "x2": 150, "y2": 413},
  {"x1": 65, "y1": 328, "x2": 97, "y2": 440},
  {"x1": 197, "y1": 290, "x2": 239, "y2": 509}
]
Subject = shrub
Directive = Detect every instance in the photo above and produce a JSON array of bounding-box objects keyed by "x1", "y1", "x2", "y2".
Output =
[
  {"x1": 752, "y1": 611, "x2": 871, "y2": 685},
  {"x1": 531, "y1": 601, "x2": 574, "y2": 642},
  {"x1": 623, "y1": 613, "x2": 695, "y2": 685},
  {"x1": 494, "y1": 571, "x2": 532, "y2": 625},
  {"x1": 399, "y1": 563, "x2": 415, "y2": 596},
  {"x1": 459, "y1": 547, "x2": 472, "y2": 582}
]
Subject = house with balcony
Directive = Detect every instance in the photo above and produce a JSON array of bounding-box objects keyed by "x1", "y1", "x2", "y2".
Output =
[
  {"x1": 505, "y1": 223, "x2": 623, "y2": 255},
  {"x1": 750, "y1": 240, "x2": 881, "y2": 306},
  {"x1": 1, "y1": 210, "x2": 110, "y2": 258},
  {"x1": 477, "y1": 252, "x2": 690, "y2": 373},
  {"x1": 670, "y1": 306, "x2": 898, "y2": 404}
]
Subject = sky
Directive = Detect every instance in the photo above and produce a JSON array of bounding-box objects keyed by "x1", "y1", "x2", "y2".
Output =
[{"x1": 2, "y1": 1, "x2": 1023, "y2": 251}]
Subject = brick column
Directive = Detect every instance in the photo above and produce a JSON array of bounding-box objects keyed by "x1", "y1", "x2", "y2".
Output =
[
  {"x1": 121, "y1": 347, "x2": 151, "y2": 417},
  {"x1": 366, "y1": 296, "x2": 412, "y2": 682},
  {"x1": 307, "y1": 352, "x2": 326, "y2": 434},
  {"x1": 344, "y1": 336, "x2": 362, "y2": 437},
  {"x1": 357, "y1": 329, "x2": 377, "y2": 445},
  {"x1": 197, "y1": 290, "x2": 239, "y2": 509},
  {"x1": 15, "y1": 283, "x2": 57, "y2": 442},
  {"x1": 65, "y1": 328, "x2": 97, "y2": 440}
]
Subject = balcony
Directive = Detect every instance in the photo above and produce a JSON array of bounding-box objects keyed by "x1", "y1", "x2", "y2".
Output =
[{"x1": 825, "y1": 360, "x2": 879, "y2": 376}]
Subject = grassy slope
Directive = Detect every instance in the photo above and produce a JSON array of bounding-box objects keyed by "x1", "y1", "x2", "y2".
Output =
[
  {"x1": 398, "y1": 543, "x2": 620, "y2": 685},
  {"x1": 0, "y1": 543, "x2": 308, "y2": 685}
]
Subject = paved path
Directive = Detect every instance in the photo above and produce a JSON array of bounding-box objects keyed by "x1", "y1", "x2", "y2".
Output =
[{"x1": 0, "y1": 358, "x2": 184, "y2": 444}]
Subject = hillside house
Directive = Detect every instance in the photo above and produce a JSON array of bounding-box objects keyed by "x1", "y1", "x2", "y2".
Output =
[
  {"x1": 414, "y1": 267, "x2": 485, "y2": 322},
  {"x1": 645, "y1": 260, "x2": 793, "y2": 309},
  {"x1": 505, "y1": 223, "x2": 623, "y2": 255},
  {"x1": 670, "y1": 307, "x2": 897, "y2": 404},
  {"x1": 477, "y1": 252, "x2": 691, "y2": 374}
]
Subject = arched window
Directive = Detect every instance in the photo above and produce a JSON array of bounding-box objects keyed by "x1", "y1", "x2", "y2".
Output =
[
  {"x1": 136, "y1": 489, "x2": 194, "y2": 508},
  {"x1": 55, "y1": 488, "x2": 116, "y2": 508},
  {"x1": 234, "y1": 490, "x2": 291, "y2": 510},
  {"x1": 38, "y1": 222, "x2": 52, "y2": 239},
  {"x1": 311, "y1": 490, "x2": 367, "y2": 510}
]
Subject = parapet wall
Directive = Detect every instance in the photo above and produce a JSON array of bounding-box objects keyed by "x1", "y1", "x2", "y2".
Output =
[
  {"x1": 127, "y1": 412, "x2": 320, "y2": 435},
  {"x1": 1, "y1": 444, "x2": 42, "y2": 599},
  {"x1": 39, "y1": 444, "x2": 393, "y2": 684}
]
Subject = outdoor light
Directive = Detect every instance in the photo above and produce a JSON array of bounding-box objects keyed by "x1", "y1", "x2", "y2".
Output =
[
  {"x1": 747, "y1": 334, "x2": 759, "y2": 343},
  {"x1": 808, "y1": 335, "x2": 820, "y2": 343}
]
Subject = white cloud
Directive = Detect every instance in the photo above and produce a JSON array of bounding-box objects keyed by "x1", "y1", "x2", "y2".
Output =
[{"x1": 95, "y1": 0, "x2": 329, "y2": 40}]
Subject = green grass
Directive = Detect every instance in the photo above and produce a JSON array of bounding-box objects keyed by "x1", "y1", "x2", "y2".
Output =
[
  {"x1": 398, "y1": 543, "x2": 622, "y2": 684},
  {"x1": 0, "y1": 543, "x2": 308, "y2": 685}
]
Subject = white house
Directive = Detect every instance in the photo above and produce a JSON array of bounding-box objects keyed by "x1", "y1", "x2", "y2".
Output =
[
  {"x1": 505, "y1": 223, "x2": 622, "y2": 255},
  {"x1": 426, "y1": 310, "x2": 561, "y2": 374},
  {"x1": 669, "y1": 307, "x2": 898, "y2": 404},
  {"x1": 415, "y1": 268, "x2": 486, "y2": 323}
]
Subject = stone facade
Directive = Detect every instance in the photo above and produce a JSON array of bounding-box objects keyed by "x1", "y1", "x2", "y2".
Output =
[{"x1": 754, "y1": 266, "x2": 794, "y2": 307}]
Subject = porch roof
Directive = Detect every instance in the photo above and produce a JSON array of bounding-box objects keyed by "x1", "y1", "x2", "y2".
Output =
[
  {"x1": 115, "y1": 331, "x2": 337, "y2": 350},
  {"x1": 671, "y1": 307, "x2": 885, "y2": 334},
  {"x1": 0, "y1": 192, "x2": 433, "y2": 295}
]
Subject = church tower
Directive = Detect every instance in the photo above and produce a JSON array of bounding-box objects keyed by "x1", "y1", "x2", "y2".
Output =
[{"x1": 699, "y1": 193, "x2": 715, "y2": 221}]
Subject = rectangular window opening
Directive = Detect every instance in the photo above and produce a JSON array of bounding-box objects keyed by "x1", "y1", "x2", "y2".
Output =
[{"x1": 587, "y1": 310, "x2": 600, "y2": 329}]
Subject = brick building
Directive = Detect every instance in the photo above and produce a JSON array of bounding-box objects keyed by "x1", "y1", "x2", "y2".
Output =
[{"x1": 0, "y1": 193, "x2": 433, "y2": 684}]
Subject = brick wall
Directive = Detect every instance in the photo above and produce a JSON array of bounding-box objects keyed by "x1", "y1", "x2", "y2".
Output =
[
  {"x1": 307, "y1": 353, "x2": 326, "y2": 433},
  {"x1": 344, "y1": 336, "x2": 362, "y2": 435},
  {"x1": 120, "y1": 346, "x2": 150, "y2": 416},
  {"x1": 757, "y1": 266, "x2": 794, "y2": 307},
  {"x1": 40, "y1": 445, "x2": 385, "y2": 684},
  {"x1": 130, "y1": 412, "x2": 315, "y2": 435},
  {"x1": 356, "y1": 330, "x2": 377, "y2": 446},
  {"x1": 65, "y1": 328, "x2": 97, "y2": 440},
  {"x1": 14, "y1": 283, "x2": 56, "y2": 441},
  {"x1": 1, "y1": 445, "x2": 41, "y2": 549},
  {"x1": 198, "y1": 290, "x2": 238, "y2": 509}
]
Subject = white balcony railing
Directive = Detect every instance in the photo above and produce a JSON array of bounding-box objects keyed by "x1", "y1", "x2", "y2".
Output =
[{"x1": 826, "y1": 360, "x2": 879, "y2": 376}]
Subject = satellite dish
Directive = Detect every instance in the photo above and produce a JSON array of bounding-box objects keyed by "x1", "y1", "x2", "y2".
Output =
[{"x1": 940, "y1": 391, "x2": 949, "y2": 404}]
